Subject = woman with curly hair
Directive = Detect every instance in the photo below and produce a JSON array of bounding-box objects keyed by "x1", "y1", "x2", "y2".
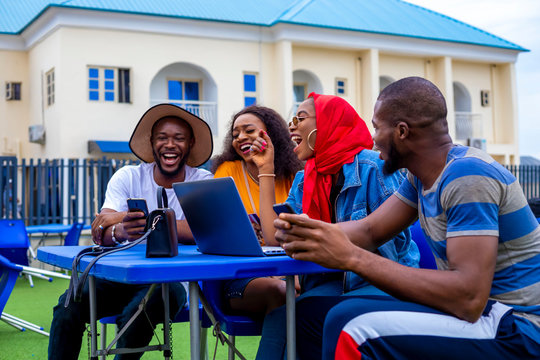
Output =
[{"x1": 212, "y1": 105, "x2": 302, "y2": 316}]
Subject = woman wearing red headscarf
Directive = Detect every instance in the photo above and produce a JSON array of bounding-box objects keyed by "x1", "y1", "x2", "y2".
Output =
[
  {"x1": 255, "y1": 94, "x2": 419, "y2": 360},
  {"x1": 285, "y1": 93, "x2": 419, "y2": 294}
]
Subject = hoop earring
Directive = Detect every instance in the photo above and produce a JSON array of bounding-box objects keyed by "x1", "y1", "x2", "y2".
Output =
[{"x1": 307, "y1": 129, "x2": 317, "y2": 151}]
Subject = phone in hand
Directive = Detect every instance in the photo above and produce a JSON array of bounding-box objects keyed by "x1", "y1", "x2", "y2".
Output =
[
  {"x1": 273, "y1": 202, "x2": 295, "y2": 216},
  {"x1": 248, "y1": 213, "x2": 261, "y2": 225},
  {"x1": 127, "y1": 198, "x2": 149, "y2": 217}
]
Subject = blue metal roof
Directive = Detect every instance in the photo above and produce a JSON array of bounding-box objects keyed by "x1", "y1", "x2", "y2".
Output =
[{"x1": 0, "y1": 0, "x2": 526, "y2": 51}]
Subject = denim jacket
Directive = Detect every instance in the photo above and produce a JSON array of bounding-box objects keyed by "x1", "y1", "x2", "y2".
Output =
[{"x1": 286, "y1": 149, "x2": 420, "y2": 292}]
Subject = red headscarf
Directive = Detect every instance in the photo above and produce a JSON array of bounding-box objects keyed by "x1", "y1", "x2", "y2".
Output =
[{"x1": 302, "y1": 93, "x2": 373, "y2": 222}]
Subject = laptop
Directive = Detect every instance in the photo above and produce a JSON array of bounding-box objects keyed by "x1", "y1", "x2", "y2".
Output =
[{"x1": 173, "y1": 177, "x2": 286, "y2": 256}]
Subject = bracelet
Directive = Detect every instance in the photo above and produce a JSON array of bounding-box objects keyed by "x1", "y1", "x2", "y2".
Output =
[
  {"x1": 111, "y1": 223, "x2": 121, "y2": 245},
  {"x1": 257, "y1": 174, "x2": 276, "y2": 178}
]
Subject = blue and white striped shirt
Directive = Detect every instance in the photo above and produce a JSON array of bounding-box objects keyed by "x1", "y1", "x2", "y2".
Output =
[{"x1": 396, "y1": 145, "x2": 540, "y2": 326}]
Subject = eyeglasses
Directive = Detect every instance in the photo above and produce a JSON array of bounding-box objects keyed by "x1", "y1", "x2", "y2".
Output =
[{"x1": 289, "y1": 115, "x2": 315, "y2": 127}]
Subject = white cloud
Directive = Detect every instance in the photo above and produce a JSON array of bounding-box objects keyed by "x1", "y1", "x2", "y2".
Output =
[{"x1": 405, "y1": 0, "x2": 540, "y2": 158}]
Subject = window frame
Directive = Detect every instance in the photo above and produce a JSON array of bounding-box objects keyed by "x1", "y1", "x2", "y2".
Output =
[
  {"x1": 166, "y1": 78, "x2": 202, "y2": 102},
  {"x1": 335, "y1": 77, "x2": 348, "y2": 96},
  {"x1": 87, "y1": 66, "x2": 131, "y2": 103},
  {"x1": 5, "y1": 82, "x2": 21, "y2": 101},
  {"x1": 293, "y1": 82, "x2": 308, "y2": 103},
  {"x1": 243, "y1": 72, "x2": 258, "y2": 107},
  {"x1": 46, "y1": 68, "x2": 55, "y2": 106}
]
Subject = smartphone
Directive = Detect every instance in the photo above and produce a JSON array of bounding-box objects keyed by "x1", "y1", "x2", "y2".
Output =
[
  {"x1": 273, "y1": 202, "x2": 295, "y2": 216},
  {"x1": 127, "y1": 198, "x2": 149, "y2": 217},
  {"x1": 248, "y1": 213, "x2": 261, "y2": 225}
]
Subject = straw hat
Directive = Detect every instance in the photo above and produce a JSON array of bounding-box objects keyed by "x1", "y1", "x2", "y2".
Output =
[{"x1": 129, "y1": 103, "x2": 213, "y2": 167}]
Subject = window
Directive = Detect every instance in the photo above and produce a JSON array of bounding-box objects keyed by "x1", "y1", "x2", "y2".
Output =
[
  {"x1": 88, "y1": 66, "x2": 130, "y2": 103},
  {"x1": 46, "y1": 69, "x2": 55, "y2": 106},
  {"x1": 293, "y1": 83, "x2": 307, "y2": 102},
  {"x1": 5, "y1": 82, "x2": 21, "y2": 101},
  {"x1": 335, "y1": 78, "x2": 347, "y2": 96},
  {"x1": 167, "y1": 79, "x2": 200, "y2": 102},
  {"x1": 243, "y1": 73, "x2": 258, "y2": 107}
]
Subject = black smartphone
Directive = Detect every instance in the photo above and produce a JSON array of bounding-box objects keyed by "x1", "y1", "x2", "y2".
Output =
[
  {"x1": 127, "y1": 198, "x2": 149, "y2": 217},
  {"x1": 273, "y1": 202, "x2": 295, "y2": 216},
  {"x1": 248, "y1": 213, "x2": 261, "y2": 225}
]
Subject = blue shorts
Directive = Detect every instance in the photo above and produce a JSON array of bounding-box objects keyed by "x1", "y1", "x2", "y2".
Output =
[
  {"x1": 294, "y1": 296, "x2": 540, "y2": 360},
  {"x1": 223, "y1": 277, "x2": 258, "y2": 299}
]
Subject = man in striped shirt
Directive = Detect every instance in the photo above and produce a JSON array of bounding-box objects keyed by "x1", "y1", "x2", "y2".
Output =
[{"x1": 275, "y1": 76, "x2": 540, "y2": 359}]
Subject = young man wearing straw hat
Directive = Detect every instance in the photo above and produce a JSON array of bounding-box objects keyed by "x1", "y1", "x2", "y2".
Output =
[{"x1": 49, "y1": 104, "x2": 213, "y2": 360}]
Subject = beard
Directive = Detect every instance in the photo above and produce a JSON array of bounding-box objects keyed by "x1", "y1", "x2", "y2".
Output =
[
  {"x1": 382, "y1": 139, "x2": 402, "y2": 175},
  {"x1": 152, "y1": 148, "x2": 190, "y2": 177}
]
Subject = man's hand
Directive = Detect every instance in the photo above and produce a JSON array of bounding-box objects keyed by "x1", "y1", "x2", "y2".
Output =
[
  {"x1": 274, "y1": 213, "x2": 359, "y2": 270},
  {"x1": 121, "y1": 211, "x2": 147, "y2": 241},
  {"x1": 92, "y1": 210, "x2": 126, "y2": 245}
]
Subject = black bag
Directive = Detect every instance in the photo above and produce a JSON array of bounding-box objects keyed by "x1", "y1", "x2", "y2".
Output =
[
  {"x1": 64, "y1": 186, "x2": 177, "y2": 307},
  {"x1": 145, "y1": 187, "x2": 178, "y2": 258}
]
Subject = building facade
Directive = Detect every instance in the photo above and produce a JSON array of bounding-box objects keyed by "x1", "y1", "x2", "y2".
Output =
[{"x1": 0, "y1": 0, "x2": 527, "y2": 164}]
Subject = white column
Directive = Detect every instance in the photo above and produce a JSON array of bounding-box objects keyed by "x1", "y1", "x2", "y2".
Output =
[
  {"x1": 274, "y1": 40, "x2": 294, "y2": 118},
  {"x1": 432, "y1": 57, "x2": 454, "y2": 140},
  {"x1": 357, "y1": 49, "x2": 379, "y2": 128}
]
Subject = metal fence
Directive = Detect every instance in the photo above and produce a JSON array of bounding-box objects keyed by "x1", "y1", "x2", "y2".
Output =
[
  {"x1": 0, "y1": 156, "x2": 140, "y2": 225},
  {"x1": 506, "y1": 165, "x2": 540, "y2": 200},
  {"x1": 1, "y1": 156, "x2": 539, "y2": 226}
]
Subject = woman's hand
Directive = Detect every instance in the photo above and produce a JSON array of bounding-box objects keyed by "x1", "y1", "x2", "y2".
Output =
[{"x1": 250, "y1": 130, "x2": 275, "y2": 174}]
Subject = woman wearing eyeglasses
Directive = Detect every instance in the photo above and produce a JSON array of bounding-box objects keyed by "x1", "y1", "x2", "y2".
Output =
[
  {"x1": 254, "y1": 93, "x2": 419, "y2": 359},
  {"x1": 211, "y1": 105, "x2": 302, "y2": 316},
  {"x1": 284, "y1": 93, "x2": 420, "y2": 293}
]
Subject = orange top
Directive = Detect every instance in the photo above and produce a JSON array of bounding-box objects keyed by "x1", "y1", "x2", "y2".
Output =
[{"x1": 214, "y1": 160, "x2": 294, "y2": 215}]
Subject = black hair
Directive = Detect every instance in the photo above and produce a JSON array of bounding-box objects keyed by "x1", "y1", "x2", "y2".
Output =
[
  {"x1": 211, "y1": 105, "x2": 303, "y2": 180},
  {"x1": 377, "y1": 76, "x2": 448, "y2": 131}
]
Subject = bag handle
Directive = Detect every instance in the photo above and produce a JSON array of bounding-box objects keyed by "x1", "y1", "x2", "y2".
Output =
[
  {"x1": 157, "y1": 186, "x2": 168, "y2": 208},
  {"x1": 65, "y1": 225, "x2": 155, "y2": 307}
]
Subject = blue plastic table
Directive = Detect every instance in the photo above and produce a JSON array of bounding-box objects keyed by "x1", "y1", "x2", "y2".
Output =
[
  {"x1": 37, "y1": 244, "x2": 331, "y2": 360},
  {"x1": 27, "y1": 223, "x2": 91, "y2": 256},
  {"x1": 26, "y1": 224, "x2": 75, "y2": 234}
]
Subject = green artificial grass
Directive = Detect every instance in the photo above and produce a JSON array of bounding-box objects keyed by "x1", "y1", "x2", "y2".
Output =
[{"x1": 1, "y1": 276, "x2": 260, "y2": 359}]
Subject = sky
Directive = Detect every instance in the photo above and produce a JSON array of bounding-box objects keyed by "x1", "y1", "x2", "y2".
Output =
[{"x1": 405, "y1": 0, "x2": 540, "y2": 159}]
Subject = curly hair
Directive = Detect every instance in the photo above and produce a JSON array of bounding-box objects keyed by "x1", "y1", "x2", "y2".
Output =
[{"x1": 211, "y1": 105, "x2": 303, "y2": 180}]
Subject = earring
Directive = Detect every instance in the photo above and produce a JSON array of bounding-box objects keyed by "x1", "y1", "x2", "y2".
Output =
[{"x1": 307, "y1": 129, "x2": 317, "y2": 151}]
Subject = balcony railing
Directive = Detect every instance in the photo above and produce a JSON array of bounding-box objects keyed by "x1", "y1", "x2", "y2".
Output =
[
  {"x1": 150, "y1": 99, "x2": 218, "y2": 136},
  {"x1": 455, "y1": 112, "x2": 482, "y2": 141}
]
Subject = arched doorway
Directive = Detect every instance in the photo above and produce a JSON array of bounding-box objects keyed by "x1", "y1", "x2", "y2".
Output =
[
  {"x1": 150, "y1": 62, "x2": 218, "y2": 135},
  {"x1": 453, "y1": 81, "x2": 474, "y2": 140},
  {"x1": 291, "y1": 70, "x2": 323, "y2": 116}
]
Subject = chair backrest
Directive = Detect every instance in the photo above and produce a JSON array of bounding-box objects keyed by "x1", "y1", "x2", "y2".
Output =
[
  {"x1": 410, "y1": 220, "x2": 437, "y2": 270},
  {"x1": 201, "y1": 280, "x2": 262, "y2": 336},
  {"x1": 0, "y1": 220, "x2": 30, "y2": 266},
  {"x1": 64, "y1": 222, "x2": 85, "y2": 246},
  {"x1": 0, "y1": 254, "x2": 22, "y2": 314}
]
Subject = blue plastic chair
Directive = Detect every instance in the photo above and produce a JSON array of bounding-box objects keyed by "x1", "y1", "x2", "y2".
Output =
[
  {"x1": 64, "y1": 222, "x2": 85, "y2": 246},
  {"x1": 410, "y1": 220, "x2": 437, "y2": 270},
  {"x1": 0, "y1": 219, "x2": 70, "y2": 286},
  {"x1": 0, "y1": 254, "x2": 49, "y2": 335},
  {"x1": 201, "y1": 280, "x2": 262, "y2": 359},
  {"x1": 0, "y1": 219, "x2": 47, "y2": 286},
  {"x1": 0, "y1": 219, "x2": 31, "y2": 266}
]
